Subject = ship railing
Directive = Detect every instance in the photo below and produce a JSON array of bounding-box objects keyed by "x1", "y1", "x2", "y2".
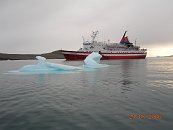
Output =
[
  {"x1": 140, "y1": 49, "x2": 147, "y2": 51},
  {"x1": 83, "y1": 42, "x2": 91, "y2": 45}
]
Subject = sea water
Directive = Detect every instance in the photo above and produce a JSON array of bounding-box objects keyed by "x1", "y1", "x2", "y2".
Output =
[{"x1": 0, "y1": 57, "x2": 173, "y2": 130}]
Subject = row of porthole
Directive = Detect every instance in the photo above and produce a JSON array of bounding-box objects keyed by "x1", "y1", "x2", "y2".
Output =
[
  {"x1": 83, "y1": 51, "x2": 143, "y2": 54},
  {"x1": 109, "y1": 52, "x2": 143, "y2": 54}
]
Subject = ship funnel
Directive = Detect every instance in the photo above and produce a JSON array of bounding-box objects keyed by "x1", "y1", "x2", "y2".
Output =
[{"x1": 120, "y1": 31, "x2": 130, "y2": 44}]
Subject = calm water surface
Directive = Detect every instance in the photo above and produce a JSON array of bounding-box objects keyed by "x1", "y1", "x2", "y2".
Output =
[{"x1": 0, "y1": 57, "x2": 173, "y2": 130}]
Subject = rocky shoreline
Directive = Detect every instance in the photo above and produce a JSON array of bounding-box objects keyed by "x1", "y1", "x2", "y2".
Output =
[{"x1": 0, "y1": 50, "x2": 64, "y2": 60}]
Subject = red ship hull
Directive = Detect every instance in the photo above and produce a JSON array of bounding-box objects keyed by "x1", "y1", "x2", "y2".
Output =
[{"x1": 61, "y1": 50, "x2": 147, "y2": 60}]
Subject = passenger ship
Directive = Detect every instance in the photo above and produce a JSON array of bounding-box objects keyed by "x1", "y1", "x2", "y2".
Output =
[{"x1": 61, "y1": 31, "x2": 147, "y2": 60}]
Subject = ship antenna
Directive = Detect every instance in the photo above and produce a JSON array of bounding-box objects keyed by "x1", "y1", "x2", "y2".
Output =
[
  {"x1": 82, "y1": 36, "x2": 85, "y2": 43},
  {"x1": 135, "y1": 38, "x2": 137, "y2": 46},
  {"x1": 91, "y1": 31, "x2": 99, "y2": 43}
]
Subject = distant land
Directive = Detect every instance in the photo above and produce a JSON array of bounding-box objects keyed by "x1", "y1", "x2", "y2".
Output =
[
  {"x1": 156, "y1": 55, "x2": 173, "y2": 57},
  {"x1": 0, "y1": 50, "x2": 64, "y2": 60},
  {"x1": 165, "y1": 55, "x2": 173, "y2": 57}
]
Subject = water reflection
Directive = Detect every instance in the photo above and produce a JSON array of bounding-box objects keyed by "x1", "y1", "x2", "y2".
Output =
[
  {"x1": 81, "y1": 68, "x2": 108, "y2": 87},
  {"x1": 147, "y1": 57, "x2": 173, "y2": 89},
  {"x1": 120, "y1": 60, "x2": 147, "y2": 93}
]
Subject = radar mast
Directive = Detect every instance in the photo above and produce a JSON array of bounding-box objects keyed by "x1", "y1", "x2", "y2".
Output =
[{"x1": 91, "y1": 31, "x2": 99, "y2": 43}]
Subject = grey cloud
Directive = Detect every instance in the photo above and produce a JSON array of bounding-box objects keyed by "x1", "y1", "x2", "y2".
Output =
[{"x1": 0, "y1": 0, "x2": 173, "y2": 54}]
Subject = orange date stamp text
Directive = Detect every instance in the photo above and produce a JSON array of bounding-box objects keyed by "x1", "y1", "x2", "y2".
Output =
[{"x1": 128, "y1": 114, "x2": 161, "y2": 120}]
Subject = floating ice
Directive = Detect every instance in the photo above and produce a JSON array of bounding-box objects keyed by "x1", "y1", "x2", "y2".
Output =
[
  {"x1": 21, "y1": 56, "x2": 81, "y2": 71},
  {"x1": 9, "y1": 56, "x2": 82, "y2": 74},
  {"x1": 84, "y1": 52, "x2": 109, "y2": 68},
  {"x1": 8, "y1": 53, "x2": 108, "y2": 74}
]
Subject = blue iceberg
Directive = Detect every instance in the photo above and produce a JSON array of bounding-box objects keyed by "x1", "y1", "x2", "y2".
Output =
[
  {"x1": 9, "y1": 56, "x2": 82, "y2": 74},
  {"x1": 8, "y1": 52, "x2": 108, "y2": 74},
  {"x1": 84, "y1": 52, "x2": 109, "y2": 68}
]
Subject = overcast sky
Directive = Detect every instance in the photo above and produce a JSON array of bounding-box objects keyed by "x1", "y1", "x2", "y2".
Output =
[{"x1": 0, "y1": 0, "x2": 173, "y2": 56}]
